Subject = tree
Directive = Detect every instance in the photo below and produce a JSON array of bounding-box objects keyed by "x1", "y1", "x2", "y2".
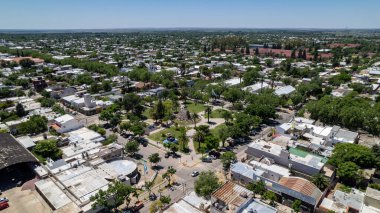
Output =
[
  {"x1": 243, "y1": 68, "x2": 260, "y2": 86},
  {"x1": 205, "y1": 105, "x2": 212, "y2": 123},
  {"x1": 178, "y1": 127, "x2": 189, "y2": 152},
  {"x1": 312, "y1": 173, "x2": 329, "y2": 190},
  {"x1": 17, "y1": 115, "x2": 47, "y2": 135},
  {"x1": 221, "y1": 151, "x2": 237, "y2": 171},
  {"x1": 194, "y1": 125, "x2": 210, "y2": 151},
  {"x1": 150, "y1": 200, "x2": 163, "y2": 213},
  {"x1": 247, "y1": 180, "x2": 266, "y2": 196},
  {"x1": 99, "y1": 109, "x2": 113, "y2": 124},
  {"x1": 151, "y1": 99, "x2": 166, "y2": 123},
  {"x1": 15, "y1": 103, "x2": 26, "y2": 117},
  {"x1": 102, "y1": 80, "x2": 112, "y2": 92},
  {"x1": 148, "y1": 153, "x2": 161, "y2": 169},
  {"x1": 263, "y1": 191, "x2": 277, "y2": 206},
  {"x1": 145, "y1": 181, "x2": 154, "y2": 196},
  {"x1": 328, "y1": 143, "x2": 376, "y2": 168},
  {"x1": 130, "y1": 122, "x2": 145, "y2": 136},
  {"x1": 221, "y1": 110, "x2": 233, "y2": 124},
  {"x1": 222, "y1": 88, "x2": 243, "y2": 108},
  {"x1": 19, "y1": 58, "x2": 35, "y2": 68},
  {"x1": 159, "y1": 195, "x2": 171, "y2": 207},
  {"x1": 292, "y1": 200, "x2": 302, "y2": 212},
  {"x1": 163, "y1": 166, "x2": 176, "y2": 186},
  {"x1": 191, "y1": 112, "x2": 200, "y2": 128},
  {"x1": 218, "y1": 125, "x2": 230, "y2": 147},
  {"x1": 194, "y1": 171, "x2": 220, "y2": 198},
  {"x1": 125, "y1": 140, "x2": 140, "y2": 156},
  {"x1": 33, "y1": 139, "x2": 62, "y2": 160},
  {"x1": 90, "y1": 181, "x2": 136, "y2": 211},
  {"x1": 337, "y1": 162, "x2": 361, "y2": 186}
]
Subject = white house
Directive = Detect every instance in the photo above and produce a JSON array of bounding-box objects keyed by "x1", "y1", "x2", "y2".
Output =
[{"x1": 51, "y1": 114, "x2": 83, "y2": 133}]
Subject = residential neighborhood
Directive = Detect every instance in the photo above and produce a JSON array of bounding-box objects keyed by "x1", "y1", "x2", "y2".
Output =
[{"x1": 1, "y1": 3, "x2": 380, "y2": 213}]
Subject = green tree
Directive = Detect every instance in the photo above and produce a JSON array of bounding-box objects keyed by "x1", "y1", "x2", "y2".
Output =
[
  {"x1": 312, "y1": 173, "x2": 329, "y2": 190},
  {"x1": 221, "y1": 110, "x2": 233, "y2": 124},
  {"x1": 328, "y1": 143, "x2": 376, "y2": 168},
  {"x1": 178, "y1": 127, "x2": 189, "y2": 152},
  {"x1": 337, "y1": 162, "x2": 361, "y2": 186},
  {"x1": 263, "y1": 191, "x2": 277, "y2": 206},
  {"x1": 19, "y1": 58, "x2": 35, "y2": 68},
  {"x1": 33, "y1": 139, "x2": 62, "y2": 160},
  {"x1": 159, "y1": 195, "x2": 171, "y2": 207},
  {"x1": 191, "y1": 112, "x2": 200, "y2": 128},
  {"x1": 220, "y1": 151, "x2": 237, "y2": 171},
  {"x1": 243, "y1": 68, "x2": 260, "y2": 86},
  {"x1": 205, "y1": 105, "x2": 212, "y2": 123},
  {"x1": 163, "y1": 166, "x2": 176, "y2": 186},
  {"x1": 102, "y1": 80, "x2": 112, "y2": 92},
  {"x1": 125, "y1": 140, "x2": 140, "y2": 156},
  {"x1": 16, "y1": 103, "x2": 26, "y2": 117},
  {"x1": 144, "y1": 181, "x2": 154, "y2": 196},
  {"x1": 90, "y1": 181, "x2": 136, "y2": 211},
  {"x1": 218, "y1": 125, "x2": 230, "y2": 147},
  {"x1": 194, "y1": 171, "x2": 220, "y2": 198},
  {"x1": 247, "y1": 180, "x2": 266, "y2": 196},
  {"x1": 148, "y1": 153, "x2": 161, "y2": 169},
  {"x1": 292, "y1": 200, "x2": 302, "y2": 212}
]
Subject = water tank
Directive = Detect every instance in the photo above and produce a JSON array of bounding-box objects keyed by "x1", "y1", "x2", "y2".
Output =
[{"x1": 84, "y1": 94, "x2": 96, "y2": 108}]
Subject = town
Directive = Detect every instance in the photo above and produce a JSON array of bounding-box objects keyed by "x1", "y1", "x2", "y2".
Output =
[{"x1": 0, "y1": 29, "x2": 380, "y2": 213}]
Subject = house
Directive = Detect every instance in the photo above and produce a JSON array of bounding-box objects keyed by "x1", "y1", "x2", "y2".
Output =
[
  {"x1": 211, "y1": 181, "x2": 253, "y2": 213},
  {"x1": 32, "y1": 77, "x2": 48, "y2": 91},
  {"x1": 319, "y1": 189, "x2": 365, "y2": 213},
  {"x1": 243, "y1": 82, "x2": 270, "y2": 94},
  {"x1": 274, "y1": 85, "x2": 296, "y2": 97},
  {"x1": 231, "y1": 162, "x2": 322, "y2": 211},
  {"x1": 224, "y1": 78, "x2": 242, "y2": 87},
  {"x1": 246, "y1": 140, "x2": 326, "y2": 176},
  {"x1": 51, "y1": 114, "x2": 83, "y2": 133},
  {"x1": 361, "y1": 187, "x2": 380, "y2": 213}
]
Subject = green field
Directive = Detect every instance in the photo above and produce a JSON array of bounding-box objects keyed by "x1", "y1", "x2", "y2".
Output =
[
  {"x1": 148, "y1": 127, "x2": 184, "y2": 143},
  {"x1": 210, "y1": 109, "x2": 229, "y2": 118},
  {"x1": 184, "y1": 102, "x2": 206, "y2": 113}
]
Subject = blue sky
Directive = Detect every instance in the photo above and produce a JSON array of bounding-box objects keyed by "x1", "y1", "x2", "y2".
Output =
[{"x1": 0, "y1": 0, "x2": 379, "y2": 29}]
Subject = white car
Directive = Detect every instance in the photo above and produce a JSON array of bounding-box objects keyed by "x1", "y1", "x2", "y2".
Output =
[{"x1": 191, "y1": 171, "x2": 199, "y2": 177}]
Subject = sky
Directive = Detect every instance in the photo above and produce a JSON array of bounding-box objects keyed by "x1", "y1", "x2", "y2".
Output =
[{"x1": 0, "y1": 0, "x2": 379, "y2": 29}]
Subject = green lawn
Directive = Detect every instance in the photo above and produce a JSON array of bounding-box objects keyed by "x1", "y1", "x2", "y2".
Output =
[
  {"x1": 210, "y1": 123, "x2": 227, "y2": 139},
  {"x1": 185, "y1": 102, "x2": 206, "y2": 113},
  {"x1": 148, "y1": 127, "x2": 184, "y2": 143},
  {"x1": 210, "y1": 109, "x2": 229, "y2": 118},
  {"x1": 142, "y1": 108, "x2": 151, "y2": 119}
]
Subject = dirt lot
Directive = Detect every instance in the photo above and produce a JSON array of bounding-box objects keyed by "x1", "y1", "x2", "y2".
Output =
[{"x1": 2, "y1": 186, "x2": 51, "y2": 213}]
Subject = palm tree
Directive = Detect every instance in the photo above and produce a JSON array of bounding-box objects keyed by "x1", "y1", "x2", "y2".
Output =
[
  {"x1": 311, "y1": 173, "x2": 329, "y2": 190},
  {"x1": 191, "y1": 112, "x2": 199, "y2": 128},
  {"x1": 205, "y1": 105, "x2": 212, "y2": 123},
  {"x1": 145, "y1": 181, "x2": 154, "y2": 196},
  {"x1": 163, "y1": 166, "x2": 177, "y2": 186}
]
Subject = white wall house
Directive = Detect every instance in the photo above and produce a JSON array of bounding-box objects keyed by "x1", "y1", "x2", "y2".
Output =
[{"x1": 51, "y1": 114, "x2": 83, "y2": 133}]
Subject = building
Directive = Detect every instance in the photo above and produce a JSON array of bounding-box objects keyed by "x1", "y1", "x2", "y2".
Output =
[
  {"x1": 274, "y1": 85, "x2": 296, "y2": 96},
  {"x1": 319, "y1": 189, "x2": 365, "y2": 213},
  {"x1": 246, "y1": 140, "x2": 326, "y2": 176},
  {"x1": 243, "y1": 82, "x2": 270, "y2": 94},
  {"x1": 211, "y1": 181, "x2": 253, "y2": 213},
  {"x1": 236, "y1": 199, "x2": 277, "y2": 213},
  {"x1": 362, "y1": 187, "x2": 380, "y2": 213},
  {"x1": 51, "y1": 114, "x2": 83, "y2": 133},
  {"x1": 231, "y1": 162, "x2": 323, "y2": 211}
]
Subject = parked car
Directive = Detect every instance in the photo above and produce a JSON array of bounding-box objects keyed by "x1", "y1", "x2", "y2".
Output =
[
  {"x1": 132, "y1": 201, "x2": 144, "y2": 212},
  {"x1": 149, "y1": 193, "x2": 157, "y2": 201},
  {"x1": 0, "y1": 202, "x2": 9, "y2": 210},
  {"x1": 0, "y1": 198, "x2": 8, "y2": 203},
  {"x1": 164, "y1": 152, "x2": 170, "y2": 158},
  {"x1": 191, "y1": 171, "x2": 199, "y2": 177},
  {"x1": 201, "y1": 156, "x2": 212, "y2": 163},
  {"x1": 209, "y1": 150, "x2": 221, "y2": 159}
]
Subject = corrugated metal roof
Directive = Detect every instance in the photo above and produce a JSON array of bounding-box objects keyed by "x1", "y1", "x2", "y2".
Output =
[
  {"x1": 278, "y1": 177, "x2": 322, "y2": 201},
  {"x1": 212, "y1": 181, "x2": 252, "y2": 207}
]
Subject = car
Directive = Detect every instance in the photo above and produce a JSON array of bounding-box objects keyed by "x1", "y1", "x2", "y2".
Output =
[
  {"x1": 164, "y1": 152, "x2": 170, "y2": 158},
  {"x1": 0, "y1": 198, "x2": 8, "y2": 203},
  {"x1": 0, "y1": 202, "x2": 9, "y2": 210},
  {"x1": 191, "y1": 171, "x2": 199, "y2": 177},
  {"x1": 201, "y1": 157, "x2": 212, "y2": 163},
  {"x1": 209, "y1": 150, "x2": 221, "y2": 159},
  {"x1": 132, "y1": 201, "x2": 144, "y2": 212},
  {"x1": 149, "y1": 193, "x2": 157, "y2": 201}
]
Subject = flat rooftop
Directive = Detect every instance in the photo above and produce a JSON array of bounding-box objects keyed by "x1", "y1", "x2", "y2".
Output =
[
  {"x1": 248, "y1": 140, "x2": 285, "y2": 156},
  {"x1": 35, "y1": 178, "x2": 72, "y2": 210}
]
